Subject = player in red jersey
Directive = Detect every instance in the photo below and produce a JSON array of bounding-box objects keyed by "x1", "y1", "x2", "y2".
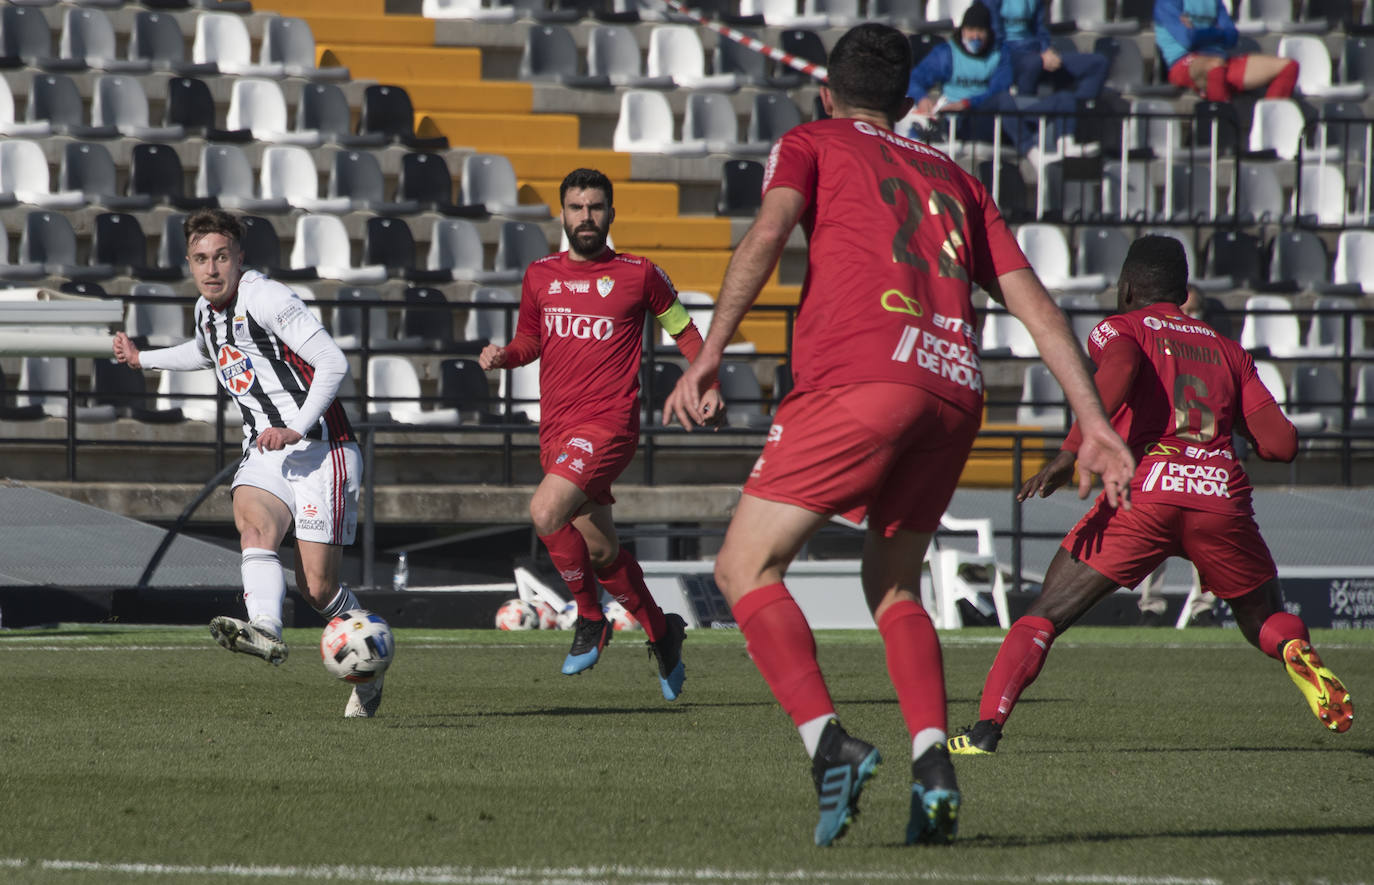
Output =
[
  {"x1": 948, "y1": 235, "x2": 1354, "y2": 757},
  {"x1": 665, "y1": 23, "x2": 1135, "y2": 846},
  {"x1": 479, "y1": 168, "x2": 722, "y2": 701}
]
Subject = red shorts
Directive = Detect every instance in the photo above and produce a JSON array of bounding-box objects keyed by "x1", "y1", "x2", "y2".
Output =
[
  {"x1": 743, "y1": 382, "x2": 980, "y2": 537},
  {"x1": 1063, "y1": 497, "x2": 1277, "y2": 599},
  {"x1": 1167, "y1": 54, "x2": 1226, "y2": 92},
  {"x1": 539, "y1": 424, "x2": 637, "y2": 506}
]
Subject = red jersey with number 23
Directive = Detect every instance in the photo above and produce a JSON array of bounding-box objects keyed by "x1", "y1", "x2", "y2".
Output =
[
  {"x1": 516, "y1": 249, "x2": 678, "y2": 439},
  {"x1": 764, "y1": 118, "x2": 1029, "y2": 416},
  {"x1": 1086, "y1": 302, "x2": 1277, "y2": 515}
]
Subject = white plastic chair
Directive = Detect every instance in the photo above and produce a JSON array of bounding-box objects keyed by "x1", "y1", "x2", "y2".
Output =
[
  {"x1": 198, "y1": 144, "x2": 290, "y2": 214},
  {"x1": 980, "y1": 304, "x2": 1039, "y2": 357},
  {"x1": 460, "y1": 153, "x2": 550, "y2": 219},
  {"x1": 60, "y1": 7, "x2": 151, "y2": 73},
  {"x1": 192, "y1": 12, "x2": 285, "y2": 77},
  {"x1": 156, "y1": 368, "x2": 221, "y2": 424},
  {"x1": 421, "y1": 0, "x2": 518, "y2": 21},
  {"x1": 0, "y1": 77, "x2": 51, "y2": 137},
  {"x1": 739, "y1": 0, "x2": 830, "y2": 27},
  {"x1": 126, "y1": 284, "x2": 186, "y2": 347},
  {"x1": 1278, "y1": 34, "x2": 1366, "y2": 99},
  {"x1": 1016, "y1": 363, "x2": 1067, "y2": 428},
  {"x1": 647, "y1": 26, "x2": 739, "y2": 90},
  {"x1": 368, "y1": 356, "x2": 461, "y2": 425},
  {"x1": 463, "y1": 287, "x2": 518, "y2": 344},
  {"x1": 227, "y1": 79, "x2": 321, "y2": 146},
  {"x1": 683, "y1": 91, "x2": 743, "y2": 155},
  {"x1": 613, "y1": 90, "x2": 705, "y2": 155},
  {"x1": 289, "y1": 214, "x2": 387, "y2": 285},
  {"x1": 429, "y1": 217, "x2": 521, "y2": 285},
  {"x1": 1330, "y1": 229, "x2": 1374, "y2": 295},
  {"x1": 1293, "y1": 163, "x2": 1348, "y2": 227},
  {"x1": 1240, "y1": 295, "x2": 1312, "y2": 358},
  {"x1": 260, "y1": 146, "x2": 350, "y2": 214},
  {"x1": 0, "y1": 140, "x2": 84, "y2": 210},
  {"x1": 927, "y1": 512, "x2": 1010, "y2": 629},
  {"x1": 1017, "y1": 223, "x2": 1109, "y2": 293},
  {"x1": 508, "y1": 362, "x2": 541, "y2": 423},
  {"x1": 1248, "y1": 98, "x2": 1307, "y2": 160}
]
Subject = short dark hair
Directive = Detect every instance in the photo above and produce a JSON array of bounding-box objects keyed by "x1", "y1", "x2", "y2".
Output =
[
  {"x1": 1119, "y1": 235, "x2": 1189, "y2": 305},
  {"x1": 826, "y1": 23, "x2": 912, "y2": 120},
  {"x1": 559, "y1": 168, "x2": 613, "y2": 208},
  {"x1": 184, "y1": 209, "x2": 243, "y2": 251}
]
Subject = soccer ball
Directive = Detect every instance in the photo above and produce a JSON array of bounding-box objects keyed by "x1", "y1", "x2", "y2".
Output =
[
  {"x1": 555, "y1": 602, "x2": 579, "y2": 630},
  {"x1": 533, "y1": 600, "x2": 559, "y2": 630},
  {"x1": 320, "y1": 609, "x2": 393, "y2": 684},
  {"x1": 495, "y1": 598, "x2": 538, "y2": 631},
  {"x1": 605, "y1": 601, "x2": 640, "y2": 631}
]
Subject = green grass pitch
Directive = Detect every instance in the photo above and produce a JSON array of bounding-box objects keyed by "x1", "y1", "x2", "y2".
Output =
[{"x1": 1, "y1": 624, "x2": 1372, "y2": 884}]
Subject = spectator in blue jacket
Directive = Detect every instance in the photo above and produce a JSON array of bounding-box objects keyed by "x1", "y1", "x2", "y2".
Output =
[
  {"x1": 988, "y1": 0, "x2": 1108, "y2": 100},
  {"x1": 909, "y1": 1, "x2": 1078, "y2": 152},
  {"x1": 1155, "y1": 0, "x2": 1297, "y2": 100}
]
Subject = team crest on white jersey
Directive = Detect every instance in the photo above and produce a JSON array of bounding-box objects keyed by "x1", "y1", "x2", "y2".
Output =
[
  {"x1": 217, "y1": 344, "x2": 255, "y2": 396},
  {"x1": 232, "y1": 315, "x2": 248, "y2": 337},
  {"x1": 597, "y1": 276, "x2": 614, "y2": 298}
]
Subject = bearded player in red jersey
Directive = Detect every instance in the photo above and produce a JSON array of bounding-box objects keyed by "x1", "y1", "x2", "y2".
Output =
[
  {"x1": 948, "y1": 235, "x2": 1354, "y2": 757},
  {"x1": 666, "y1": 24, "x2": 1135, "y2": 846},
  {"x1": 479, "y1": 168, "x2": 722, "y2": 701}
]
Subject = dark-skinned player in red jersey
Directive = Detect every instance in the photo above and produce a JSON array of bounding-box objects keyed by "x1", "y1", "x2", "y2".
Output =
[
  {"x1": 949, "y1": 235, "x2": 1353, "y2": 758},
  {"x1": 665, "y1": 23, "x2": 1135, "y2": 847},
  {"x1": 480, "y1": 168, "x2": 723, "y2": 701}
]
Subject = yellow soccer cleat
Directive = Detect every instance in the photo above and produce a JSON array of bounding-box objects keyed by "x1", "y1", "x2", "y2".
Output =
[
  {"x1": 1283, "y1": 640, "x2": 1353, "y2": 733},
  {"x1": 947, "y1": 719, "x2": 1002, "y2": 755}
]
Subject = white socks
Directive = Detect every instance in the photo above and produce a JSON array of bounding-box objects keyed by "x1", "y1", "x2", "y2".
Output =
[
  {"x1": 319, "y1": 586, "x2": 361, "y2": 621},
  {"x1": 241, "y1": 548, "x2": 286, "y2": 638},
  {"x1": 799, "y1": 714, "x2": 834, "y2": 758},
  {"x1": 912, "y1": 727, "x2": 947, "y2": 760}
]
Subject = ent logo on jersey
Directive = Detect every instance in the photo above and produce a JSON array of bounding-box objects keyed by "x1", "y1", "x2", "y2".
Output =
[{"x1": 217, "y1": 344, "x2": 255, "y2": 396}]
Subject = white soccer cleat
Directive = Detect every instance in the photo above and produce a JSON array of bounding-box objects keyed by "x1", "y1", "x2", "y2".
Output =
[
  {"x1": 209, "y1": 616, "x2": 288, "y2": 666},
  {"x1": 344, "y1": 673, "x2": 384, "y2": 719}
]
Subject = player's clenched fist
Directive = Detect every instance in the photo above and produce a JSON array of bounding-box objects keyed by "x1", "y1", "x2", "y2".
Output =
[
  {"x1": 112, "y1": 331, "x2": 142, "y2": 369},
  {"x1": 478, "y1": 343, "x2": 507, "y2": 370}
]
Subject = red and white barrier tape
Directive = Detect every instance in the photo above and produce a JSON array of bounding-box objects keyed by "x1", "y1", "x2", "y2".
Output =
[{"x1": 661, "y1": 0, "x2": 828, "y2": 82}]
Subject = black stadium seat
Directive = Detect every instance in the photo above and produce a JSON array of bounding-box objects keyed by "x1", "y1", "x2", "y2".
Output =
[{"x1": 359, "y1": 85, "x2": 448, "y2": 151}]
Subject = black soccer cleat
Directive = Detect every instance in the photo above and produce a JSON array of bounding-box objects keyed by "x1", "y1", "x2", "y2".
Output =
[
  {"x1": 645, "y1": 612, "x2": 687, "y2": 700},
  {"x1": 947, "y1": 718, "x2": 1002, "y2": 755},
  {"x1": 561, "y1": 615, "x2": 612, "y2": 675},
  {"x1": 907, "y1": 743, "x2": 961, "y2": 845},
  {"x1": 811, "y1": 718, "x2": 881, "y2": 847}
]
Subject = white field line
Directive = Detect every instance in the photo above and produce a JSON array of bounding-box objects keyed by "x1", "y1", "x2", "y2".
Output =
[{"x1": 0, "y1": 858, "x2": 1235, "y2": 885}]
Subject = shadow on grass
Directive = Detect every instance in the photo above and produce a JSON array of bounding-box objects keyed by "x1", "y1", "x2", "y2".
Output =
[{"x1": 955, "y1": 823, "x2": 1374, "y2": 849}]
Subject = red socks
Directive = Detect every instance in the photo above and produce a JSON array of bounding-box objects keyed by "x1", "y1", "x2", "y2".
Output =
[
  {"x1": 1258, "y1": 611, "x2": 1310, "y2": 660},
  {"x1": 876, "y1": 599, "x2": 947, "y2": 737},
  {"x1": 1265, "y1": 59, "x2": 1299, "y2": 98},
  {"x1": 978, "y1": 615, "x2": 1056, "y2": 725},
  {"x1": 538, "y1": 524, "x2": 601, "y2": 620},
  {"x1": 732, "y1": 582, "x2": 835, "y2": 727},
  {"x1": 1206, "y1": 64, "x2": 1233, "y2": 101},
  {"x1": 595, "y1": 548, "x2": 667, "y2": 640}
]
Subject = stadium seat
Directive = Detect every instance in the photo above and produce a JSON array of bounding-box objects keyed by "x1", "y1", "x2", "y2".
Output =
[
  {"x1": 806, "y1": 0, "x2": 862, "y2": 27},
  {"x1": 91, "y1": 357, "x2": 183, "y2": 423},
  {"x1": 715, "y1": 29, "x2": 784, "y2": 88},
  {"x1": 296, "y1": 83, "x2": 386, "y2": 149},
  {"x1": 520, "y1": 24, "x2": 612, "y2": 86},
  {"x1": 330, "y1": 286, "x2": 391, "y2": 351},
  {"x1": 60, "y1": 8, "x2": 151, "y2": 73},
  {"x1": 1306, "y1": 296, "x2": 1372, "y2": 357},
  {"x1": 155, "y1": 213, "x2": 188, "y2": 280},
  {"x1": 1352, "y1": 363, "x2": 1374, "y2": 428},
  {"x1": 126, "y1": 283, "x2": 187, "y2": 348},
  {"x1": 290, "y1": 215, "x2": 387, "y2": 285},
  {"x1": 263, "y1": 17, "x2": 349, "y2": 81},
  {"x1": 197, "y1": 145, "x2": 289, "y2": 215},
  {"x1": 260, "y1": 146, "x2": 350, "y2": 215},
  {"x1": 1289, "y1": 363, "x2": 1345, "y2": 431},
  {"x1": 20, "y1": 356, "x2": 115, "y2": 422},
  {"x1": 1192, "y1": 101, "x2": 1244, "y2": 155},
  {"x1": 398, "y1": 286, "x2": 456, "y2": 350},
  {"x1": 461, "y1": 153, "x2": 550, "y2": 218},
  {"x1": 587, "y1": 25, "x2": 675, "y2": 87},
  {"x1": 92, "y1": 212, "x2": 178, "y2": 280},
  {"x1": 130, "y1": 12, "x2": 218, "y2": 76},
  {"x1": 683, "y1": 91, "x2": 742, "y2": 154},
  {"x1": 1344, "y1": 34, "x2": 1374, "y2": 89},
  {"x1": 330, "y1": 151, "x2": 421, "y2": 216},
  {"x1": 774, "y1": 29, "x2": 827, "y2": 87},
  {"x1": 193, "y1": 12, "x2": 285, "y2": 77},
  {"x1": 59, "y1": 142, "x2": 147, "y2": 213},
  {"x1": 981, "y1": 303, "x2": 1038, "y2": 358},
  {"x1": 614, "y1": 90, "x2": 701, "y2": 154},
  {"x1": 1200, "y1": 230, "x2": 1265, "y2": 291},
  {"x1": 363, "y1": 217, "x2": 451, "y2": 284},
  {"x1": 716, "y1": 159, "x2": 764, "y2": 216},
  {"x1": 1236, "y1": 0, "x2": 1322, "y2": 34},
  {"x1": 494, "y1": 221, "x2": 552, "y2": 277},
  {"x1": 1076, "y1": 226, "x2": 1130, "y2": 286},
  {"x1": 1248, "y1": 98, "x2": 1308, "y2": 161},
  {"x1": 1234, "y1": 164, "x2": 1286, "y2": 225},
  {"x1": 399, "y1": 152, "x2": 484, "y2": 217},
  {"x1": 1328, "y1": 229, "x2": 1374, "y2": 295},
  {"x1": 91, "y1": 75, "x2": 182, "y2": 141},
  {"x1": 129, "y1": 143, "x2": 215, "y2": 211},
  {"x1": 1101, "y1": 160, "x2": 1151, "y2": 221},
  {"x1": 423, "y1": 0, "x2": 519, "y2": 21},
  {"x1": 647, "y1": 25, "x2": 739, "y2": 90},
  {"x1": 0, "y1": 77, "x2": 50, "y2": 137},
  {"x1": 1318, "y1": 101, "x2": 1370, "y2": 165},
  {"x1": 1278, "y1": 34, "x2": 1365, "y2": 99},
  {"x1": 1058, "y1": 293, "x2": 1108, "y2": 344},
  {"x1": 506, "y1": 362, "x2": 541, "y2": 422},
  {"x1": 0, "y1": 140, "x2": 84, "y2": 210},
  {"x1": 745, "y1": 91, "x2": 803, "y2": 152},
  {"x1": 1240, "y1": 295, "x2": 1315, "y2": 358},
  {"x1": 3, "y1": 6, "x2": 84, "y2": 72},
  {"x1": 1016, "y1": 363, "x2": 1067, "y2": 428},
  {"x1": 427, "y1": 218, "x2": 515, "y2": 284},
  {"x1": 164, "y1": 77, "x2": 250, "y2": 142},
  {"x1": 439, "y1": 358, "x2": 501, "y2": 423},
  {"x1": 1263, "y1": 230, "x2": 1330, "y2": 294},
  {"x1": 1051, "y1": 0, "x2": 1136, "y2": 32},
  {"x1": 360, "y1": 85, "x2": 448, "y2": 150},
  {"x1": 719, "y1": 360, "x2": 772, "y2": 428},
  {"x1": 462, "y1": 286, "x2": 518, "y2": 346},
  {"x1": 1293, "y1": 164, "x2": 1348, "y2": 227},
  {"x1": 1165, "y1": 162, "x2": 1219, "y2": 223},
  {"x1": 1016, "y1": 224, "x2": 1108, "y2": 293},
  {"x1": 368, "y1": 356, "x2": 462, "y2": 425},
  {"x1": 28, "y1": 73, "x2": 117, "y2": 138},
  {"x1": 228, "y1": 78, "x2": 321, "y2": 146},
  {"x1": 740, "y1": 0, "x2": 829, "y2": 28},
  {"x1": 155, "y1": 366, "x2": 221, "y2": 424}
]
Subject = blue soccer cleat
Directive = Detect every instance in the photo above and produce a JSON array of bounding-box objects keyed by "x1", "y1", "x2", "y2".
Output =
[
  {"x1": 811, "y1": 719, "x2": 881, "y2": 847},
  {"x1": 646, "y1": 613, "x2": 687, "y2": 700},
  {"x1": 562, "y1": 615, "x2": 612, "y2": 675},
  {"x1": 906, "y1": 743, "x2": 960, "y2": 845}
]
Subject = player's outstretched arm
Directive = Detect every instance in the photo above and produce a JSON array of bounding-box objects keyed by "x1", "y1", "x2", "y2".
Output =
[{"x1": 994, "y1": 267, "x2": 1135, "y2": 508}]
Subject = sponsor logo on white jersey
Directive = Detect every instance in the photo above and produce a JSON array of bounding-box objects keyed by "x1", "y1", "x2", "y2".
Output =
[
  {"x1": 543, "y1": 311, "x2": 614, "y2": 340},
  {"x1": 217, "y1": 344, "x2": 256, "y2": 396}
]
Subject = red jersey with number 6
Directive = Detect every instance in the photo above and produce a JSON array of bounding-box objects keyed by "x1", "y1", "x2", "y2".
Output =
[
  {"x1": 763, "y1": 118, "x2": 1029, "y2": 415},
  {"x1": 1086, "y1": 302, "x2": 1276, "y2": 514}
]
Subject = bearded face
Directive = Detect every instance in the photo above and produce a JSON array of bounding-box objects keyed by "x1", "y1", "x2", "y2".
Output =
[{"x1": 561, "y1": 186, "x2": 614, "y2": 259}]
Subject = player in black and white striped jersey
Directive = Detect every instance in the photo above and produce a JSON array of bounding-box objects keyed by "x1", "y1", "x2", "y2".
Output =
[{"x1": 113, "y1": 209, "x2": 380, "y2": 719}]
